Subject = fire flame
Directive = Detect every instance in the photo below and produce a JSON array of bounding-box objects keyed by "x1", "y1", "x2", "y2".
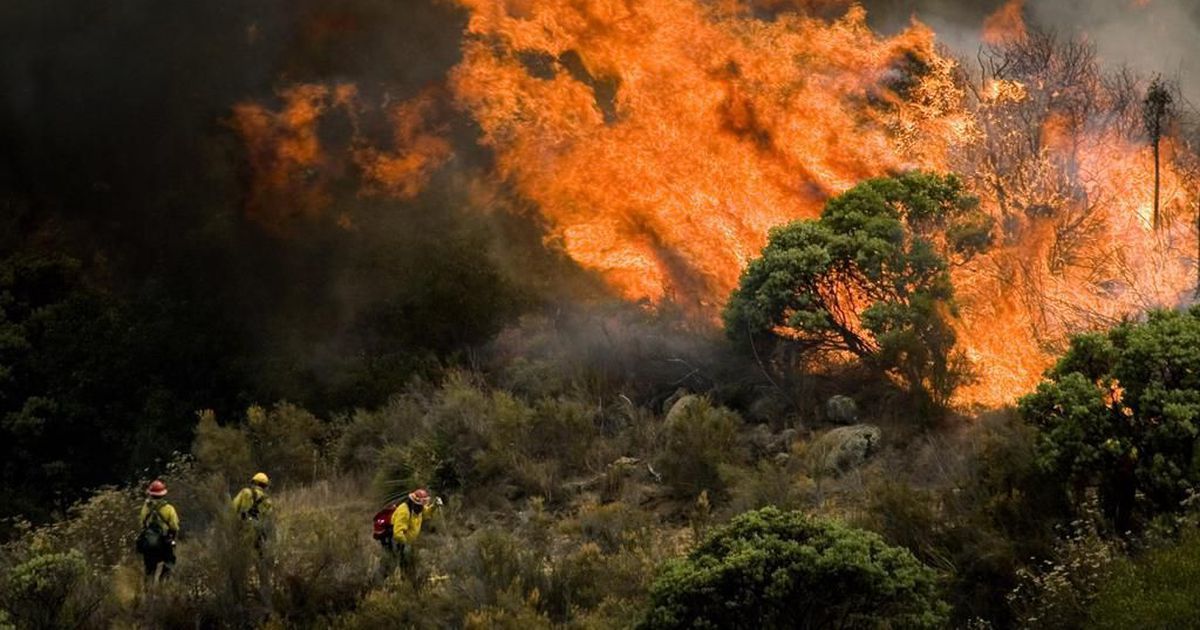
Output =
[
  {"x1": 234, "y1": 1, "x2": 1200, "y2": 408},
  {"x1": 232, "y1": 84, "x2": 450, "y2": 232}
]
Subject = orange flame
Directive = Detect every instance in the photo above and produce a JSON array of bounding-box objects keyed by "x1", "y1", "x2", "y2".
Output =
[
  {"x1": 232, "y1": 85, "x2": 450, "y2": 232},
  {"x1": 982, "y1": 0, "x2": 1028, "y2": 45},
  {"x1": 451, "y1": 1, "x2": 967, "y2": 304},
  {"x1": 233, "y1": 1, "x2": 1200, "y2": 408}
]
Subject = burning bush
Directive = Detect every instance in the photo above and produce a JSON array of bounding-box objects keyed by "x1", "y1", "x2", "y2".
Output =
[{"x1": 724, "y1": 172, "x2": 992, "y2": 411}]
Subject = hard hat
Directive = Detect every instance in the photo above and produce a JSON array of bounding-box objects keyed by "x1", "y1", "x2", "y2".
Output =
[
  {"x1": 408, "y1": 488, "x2": 431, "y2": 506},
  {"x1": 252, "y1": 472, "x2": 270, "y2": 487},
  {"x1": 148, "y1": 480, "x2": 168, "y2": 497}
]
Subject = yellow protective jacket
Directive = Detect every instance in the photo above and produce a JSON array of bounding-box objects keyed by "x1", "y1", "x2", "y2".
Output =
[
  {"x1": 390, "y1": 501, "x2": 436, "y2": 545},
  {"x1": 139, "y1": 500, "x2": 180, "y2": 536},
  {"x1": 232, "y1": 486, "x2": 272, "y2": 520}
]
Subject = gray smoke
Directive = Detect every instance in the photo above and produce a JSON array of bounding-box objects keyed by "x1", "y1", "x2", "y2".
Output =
[{"x1": 864, "y1": 0, "x2": 1200, "y2": 102}]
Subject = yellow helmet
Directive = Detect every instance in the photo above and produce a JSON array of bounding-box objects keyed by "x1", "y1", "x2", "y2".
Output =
[{"x1": 251, "y1": 472, "x2": 270, "y2": 487}]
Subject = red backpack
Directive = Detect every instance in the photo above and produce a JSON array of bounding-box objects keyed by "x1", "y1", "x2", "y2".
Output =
[{"x1": 372, "y1": 503, "x2": 397, "y2": 541}]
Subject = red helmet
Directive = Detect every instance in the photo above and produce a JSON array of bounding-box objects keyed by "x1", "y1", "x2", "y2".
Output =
[
  {"x1": 408, "y1": 489, "x2": 431, "y2": 506},
  {"x1": 147, "y1": 480, "x2": 168, "y2": 498}
]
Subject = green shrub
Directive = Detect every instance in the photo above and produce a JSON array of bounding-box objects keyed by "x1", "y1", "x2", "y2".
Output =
[
  {"x1": 724, "y1": 172, "x2": 990, "y2": 409},
  {"x1": 247, "y1": 403, "x2": 326, "y2": 485},
  {"x1": 268, "y1": 480, "x2": 378, "y2": 623},
  {"x1": 640, "y1": 507, "x2": 949, "y2": 629},
  {"x1": 1020, "y1": 307, "x2": 1200, "y2": 530},
  {"x1": 193, "y1": 408, "x2": 254, "y2": 485},
  {"x1": 1, "y1": 549, "x2": 106, "y2": 628},
  {"x1": 1087, "y1": 527, "x2": 1200, "y2": 629},
  {"x1": 656, "y1": 398, "x2": 744, "y2": 500}
]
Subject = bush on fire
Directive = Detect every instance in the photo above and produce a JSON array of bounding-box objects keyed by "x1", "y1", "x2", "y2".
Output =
[{"x1": 723, "y1": 172, "x2": 993, "y2": 410}]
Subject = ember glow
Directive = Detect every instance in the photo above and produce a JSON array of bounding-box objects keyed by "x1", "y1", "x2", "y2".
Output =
[{"x1": 236, "y1": 0, "x2": 1200, "y2": 406}]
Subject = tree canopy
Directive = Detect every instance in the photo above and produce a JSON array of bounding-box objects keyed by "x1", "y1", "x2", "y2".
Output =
[
  {"x1": 723, "y1": 172, "x2": 992, "y2": 407},
  {"x1": 639, "y1": 507, "x2": 948, "y2": 629},
  {"x1": 1020, "y1": 307, "x2": 1200, "y2": 531}
]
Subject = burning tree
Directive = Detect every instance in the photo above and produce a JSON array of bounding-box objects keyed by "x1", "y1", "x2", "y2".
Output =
[
  {"x1": 1143, "y1": 77, "x2": 1174, "y2": 231},
  {"x1": 946, "y1": 27, "x2": 1200, "y2": 405},
  {"x1": 724, "y1": 172, "x2": 992, "y2": 410}
]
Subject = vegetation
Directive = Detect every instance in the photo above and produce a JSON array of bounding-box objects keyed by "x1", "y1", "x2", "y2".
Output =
[
  {"x1": 724, "y1": 172, "x2": 992, "y2": 409},
  {"x1": 1020, "y1": 307, "x2": 1200, "y2": 532},
  {"x1": 640, "y1": 507, "x2": 948, "y2": 629},
  {"x1": 1089, "y1": 526, "x2": 1200, "y2": 628}
]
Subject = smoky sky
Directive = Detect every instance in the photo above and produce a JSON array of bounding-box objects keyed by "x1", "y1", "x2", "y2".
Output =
[{"x1": 865, "y1": 0, "x2": 1200, "y2": 102}]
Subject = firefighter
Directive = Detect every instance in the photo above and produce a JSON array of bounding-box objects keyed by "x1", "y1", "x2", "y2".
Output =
[
  {"x1": 389, "y1": 488, "x2": 442, "y2": 567},
  {"x1": 232, "y1": 472, "x2": 272, "y2": 521},
  {"x1": 232, "y1": 472, "x2": 273, "y2": 548},
  {"x1": 136, "y1": 480, "x2": 180, "y2": 583}
]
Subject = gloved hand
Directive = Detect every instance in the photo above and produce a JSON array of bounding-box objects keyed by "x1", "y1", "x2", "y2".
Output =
[{"x1": 435, "y1": 497, "x2": 444, "y2": 507}]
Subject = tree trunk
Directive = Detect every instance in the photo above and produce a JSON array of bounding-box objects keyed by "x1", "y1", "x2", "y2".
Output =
[{"x1": 1153, "y1": 138, "x2": 1161, "y2": 230}]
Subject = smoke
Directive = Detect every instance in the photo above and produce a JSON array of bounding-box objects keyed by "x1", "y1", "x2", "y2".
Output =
[
  {"x1": 0, "y1": 0, "x2": 586, "y2": 408},
  {"x1": 863, "y1": 0, "x2": 1200, "y2": 102},
  {"x1": 4, "y1": 0, "x2": 1198, "y2": 408}
]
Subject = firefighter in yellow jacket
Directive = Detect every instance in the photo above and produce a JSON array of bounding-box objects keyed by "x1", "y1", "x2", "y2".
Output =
[
  {"x1": 137, "y1": 480, "x2": 180, "y2": 583},
  {"x1": 232, "y1": 472, "x2": 273, "y2": 548},
  {"x1": 389, "y1": 488, "x2": 441, "y2": 566}
]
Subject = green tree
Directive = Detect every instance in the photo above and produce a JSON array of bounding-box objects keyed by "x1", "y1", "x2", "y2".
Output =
[
  {"x1": 1020, "y1": 307, "x2": 1200, "y2": 532},
  {"x1": 639, "y1": 507, "x2": 949, "y2": 629},
  {"x1": 0, "y1": 251, "x2": 246, "y2": 528},
  {"x1": 724, "y1": 172, "x2": 992, "y2": 409}
]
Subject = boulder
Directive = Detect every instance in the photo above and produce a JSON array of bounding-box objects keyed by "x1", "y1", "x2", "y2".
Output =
[
  {"x1": 665, "y1": 394, "x2": 703, "y2": 425},
  {"x1": 809, "y1": 424, "x2": 882, "y2": 477},
  {"x1": 824, "y1": 395, "x2": 859, "y2": 425}
]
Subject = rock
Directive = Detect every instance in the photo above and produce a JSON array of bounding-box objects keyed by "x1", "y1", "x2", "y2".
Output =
[
  {"x1": 609, "y1": 456, "x2": 642, "y2": 470},
  {"x1": 665, "y1": 394, "x2": 703, "y2": 425},
  {"x1": 747, "y1": 391, "x2": 791, "y2": 424},
  {"x1": 774, "y1": 428, "x2": 799, "y2": 452},
  {"x1": 809, "y1": 424, "x2": 882, "y2": 477},
  {"x1": 661, "y1": 388, "x2": 690, "y2": 415},
  {"x1": 741, "y1": 423, "x2": 775, "y2": 457},
  {"x1": 824, "y1": 395, "x2": 859, "y2": 425}
]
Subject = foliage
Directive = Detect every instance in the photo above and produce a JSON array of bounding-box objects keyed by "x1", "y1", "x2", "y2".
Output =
[
  {"x1": 0, "y1": 252, "x2": 241, "y2": 527},
  {"x1": 640, "y1": 507, "x2": 949, "y2": 629},
  {"x1": 1008, "y1": 500, "x2": 1121, "y2": 629},
  {"x1": 1088, "y1": 526, "x2": 1200, "y2": 628},
  {"x1": 1020, "y1": 308, "x2": 1200, "y2": 530},
  {"x1": 0, "y1": 549, "x2": 106, "y2": 628},
  {"x1": 724, "y1": 172, "x2": 991, "y2": 409},
  {"x1": 864, "y1": 413, "x2": 1069, "y2": 626},
  {"x1": 193, "y1": 404, "x2": 327, "y2": 489},
  {"x1": 656, "y1": 398, "x2": 745, "y2": 500}
]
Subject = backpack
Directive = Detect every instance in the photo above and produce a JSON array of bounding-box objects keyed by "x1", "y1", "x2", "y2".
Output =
[
  {"x1": 136, "y1": 501, "x2": 169, "y2": 554},
  {"x1": 372, "y1": 503, "x2": 397, "y2": 541},
  {"x1": 242, "y1": 487, "x2": 267, "y2": 521}
]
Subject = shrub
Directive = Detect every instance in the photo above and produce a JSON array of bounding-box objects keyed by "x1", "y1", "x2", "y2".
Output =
[
  {"x1": 268, "y1": 480, "x2": 378, "y2": 623},
  {"x1": 193, "y1": 409, "x2": 255, "y2": 485},
  {"x1": 0, "y1": 549, "x2": 106, "y2": 628},
  {"x1": 1020, "y1": 307, "x2": 1200, "y2": 530},
  {"x1": 247, "y1": 404, "x2": 326, "y2": 485},
  {"x1": 1008, "y1": 502, "x2": 1121, "y2": 629},
  {"x1": 724, "y1": 172, "x2": 990, "y2": 409},
  {"x1": 1088, "y1": 526, "x2": 1200, "y2": 628},
  {"x1": 640, "y1": 507, "x2": 949, "y2": 629},
  {"x1": 61, "y1": 487, "x2": 141, "y2": 570},
  {"x1": 656, "y1": 398, "x2": 744, "y2": 500}
]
